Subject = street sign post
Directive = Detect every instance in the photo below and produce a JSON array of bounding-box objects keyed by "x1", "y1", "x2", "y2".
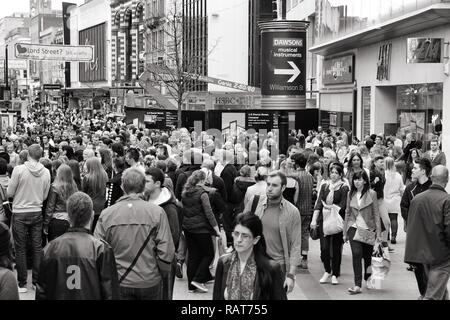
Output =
[
  {"x1": 14, "y1": 43, "x2": 94, "y2": 62},
  {"x1": 260, "y1": 21, "x2": 308, "y2": 97},
  {"x1": 258, "y1": 20, "x2": 309, "y2": 110}
]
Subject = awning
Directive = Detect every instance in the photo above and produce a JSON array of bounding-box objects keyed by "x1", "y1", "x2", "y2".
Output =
[{"x1": 310, "y1": 3, "x2": 450, "y2": 56}]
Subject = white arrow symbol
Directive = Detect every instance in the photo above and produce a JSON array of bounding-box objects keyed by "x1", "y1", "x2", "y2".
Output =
[{"x1": 274, "y1": 61, "x2": 300, "y2": 83}]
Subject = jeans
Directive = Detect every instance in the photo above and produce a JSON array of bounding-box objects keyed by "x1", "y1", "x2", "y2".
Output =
[
  {"x1": 320, "y1": 231, "x2": 343, "y2": 277},
  {"x1": 119, "y1": 282, "x2": 162, "y2": 300},
  {"x1": 423, "y1": 259, "x2": 450, "y2": 300},
  {"x1": 348, "y1": 227, "x2": 373, "y2": 287},
  {"x1": 48, "y1": 219, "x2": 70, "y2": 242},
  {"x1": 12, "y1": 211, "x2": 43, "y2": 287},
  {"x1": 300, "y1": 215, "x2": 311, "y2": 255},
  {"x1": 184, "y1": 231, "x2": 214, "y2": 291},
  {"x1": 378, "y1": 199, "x2": 390, "y2": 243},
  {"x1": 176, "y1": 232, "x2": 187, "y2": 264},
  {"x1": 388, "y1": 213, "x2": 398, "y2": 238},
  {"x1": 161, "y1": 260, "x2": 176, "y2": 300},
  {"x1": 412, "y1": 263, "x2": 428, "y2": 296}
]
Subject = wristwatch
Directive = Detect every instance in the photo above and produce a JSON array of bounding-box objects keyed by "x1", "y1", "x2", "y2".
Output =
[{"x1": 286, "y1": 273, "x2": 296, "y2": 281}]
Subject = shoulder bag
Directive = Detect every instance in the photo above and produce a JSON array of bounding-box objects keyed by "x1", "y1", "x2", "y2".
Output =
[{"x1": 353, "y1": 192, "x2": 376, "y2": 246}]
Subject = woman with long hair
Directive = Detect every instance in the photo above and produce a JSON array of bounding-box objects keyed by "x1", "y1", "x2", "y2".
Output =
[
  {"x1": 99, "y1": 148, "x2": 113, "y2": 180},
  {"x1": 182, "y1": 170, "x2": 220, "y2": 294},
  {"x1": 405, "y1": 148, "x2": 422, "y2": 183},
  {"x1": 344, "y1": 152, "x2": 370, "y2": 185},
  {"x1": 311, "y1": 162, "x2": 349, "y2": 285},
  {"x1": 82, "y1": 157, "x2": 108, "y2": 231},
  {"x1": 67, "y1": 159, "x2": 82, "y2": 191},
  {"x1": 44, "y1": 164, "x2": 78, "y2": 241},
  {"x1": 0, "y1": 223, "x2": 19, "y2": 300},
  {"x1": 213, "y1": 213, "x2": 287, "y2": 300},
  {"x1": 343, "y1": 170, "x2": 382, "y2": 295},
  {"x1": 383, "y1": 157, "x2": 405, "y2": 245}
]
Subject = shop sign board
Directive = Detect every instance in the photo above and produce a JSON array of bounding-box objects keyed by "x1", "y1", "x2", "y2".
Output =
[
  {"x1": 323, "y1": 54, "x2": 354, "y2": 85},
  {"x1": 407, "y1": 38, "x2": 442, "y2": 63},
  {"x1": 261, "y1": 31, "x2": 306, "y2": 95},
  {"x1": 15, "y1": 43, "x2": 94, "y2": 62},
  {"x1": 0, "y1": 59, "x2": 28, "y2": 70}
]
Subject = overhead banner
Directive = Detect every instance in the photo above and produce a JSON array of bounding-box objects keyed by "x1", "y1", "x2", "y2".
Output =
[{"x1": 14, "y1": 43, "x2": 94, "y2": 62}]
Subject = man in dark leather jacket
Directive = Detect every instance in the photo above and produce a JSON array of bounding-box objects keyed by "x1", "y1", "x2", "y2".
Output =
[{"x1": 35, "y1": 192, "x2": 119, "y2": 300}]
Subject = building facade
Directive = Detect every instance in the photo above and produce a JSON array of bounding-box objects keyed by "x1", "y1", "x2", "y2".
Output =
[
  {"x1": 68, "y1": 0, "x2": 112, "y2": 112},
  {"x1": 29, "y1": 0, "x2": 64, "y2": 86},
  {"x1": 110, "y1": 0, "x2": 146, "y2": 87},
  {"x1": 307, "y1": 0, "x2": 450, "y2": 157}
]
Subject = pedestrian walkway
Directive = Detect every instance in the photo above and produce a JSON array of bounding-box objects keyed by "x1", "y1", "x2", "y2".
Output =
[{"x1": 17, "y1": 219, "x2": 450, "y2": 300}]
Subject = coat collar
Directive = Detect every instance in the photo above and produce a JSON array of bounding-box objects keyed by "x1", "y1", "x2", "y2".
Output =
[
  {"x1": 349, "y1": 191, "x2": 373, "y2": 209},
  {"x1": 429, "y1": 184, "x2": 448, "y2": 193}
]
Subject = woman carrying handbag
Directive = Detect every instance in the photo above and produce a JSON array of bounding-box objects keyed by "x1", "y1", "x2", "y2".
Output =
[
  {"x1": 311, "y1": 162, "x2": 349, "y2": 285},
  {"x1": 343, "y1": 170, "x2": 382, "y2": 295}
]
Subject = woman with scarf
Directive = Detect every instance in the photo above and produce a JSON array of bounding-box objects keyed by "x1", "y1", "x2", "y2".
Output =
[
  {"x1": 213, "y1": 212, "x2": 287, "y2": 300},
  {"x1": 310, "y1": 162, "x2": 349, "y2": 285},
  {"x1": 344, "y1": 170, "x2": 382, "y2": 295}
]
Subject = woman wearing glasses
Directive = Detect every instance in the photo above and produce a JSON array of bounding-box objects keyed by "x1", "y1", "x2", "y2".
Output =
[{"x1": 213, "y1": 213, "x2": 287, "y2": 300}]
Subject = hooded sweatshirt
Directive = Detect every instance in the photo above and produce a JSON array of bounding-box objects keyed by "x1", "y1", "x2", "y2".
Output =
[
  {"x1": 7, "y1": 160, "x2": 51, "y2": 213},
  {"x1": 149, "y1": 187, "x2": 180, "y2": 250}
]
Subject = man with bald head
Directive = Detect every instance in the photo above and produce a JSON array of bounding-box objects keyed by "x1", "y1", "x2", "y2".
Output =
[{"x1": 404, "y1": 165, "x2": 450, "y2": 300}]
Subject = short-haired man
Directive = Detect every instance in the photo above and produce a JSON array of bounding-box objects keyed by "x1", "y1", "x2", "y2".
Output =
[
  {"x1": 424, "y1": 139, "x2": 446, "y2": 168},
  {"x1": 94, "y1": 168, "x2": 175, "y2": 300},
  {"x1": 36, "y1": 192, "x2": 119, "y2": 300},
  {"x1": 125, "y1": 148, "x2": 145, "y2": 174},
  {"x1": 145, "y1": 167, "x2": 180, "y2": 300},
  {"x1": 405, "y1": 165, "x2": 450, "y2": 300},
  {"x1": 244, "y1": 172, "x2": 301, "y2": 294},
  {"x1": 7, "y1": 144, "x2": 51, "y2": 293},
  {"x1": 70, "y1": 136, "x2": 84, "y2": 162},
  {"x1": 401, "y1": 157, "x2": 433, "y2": 298}
]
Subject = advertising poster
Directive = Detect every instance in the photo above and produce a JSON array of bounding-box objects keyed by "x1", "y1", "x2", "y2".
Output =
[{"x1": 222, "y1": 113, "x2": 245, "y2": 140}]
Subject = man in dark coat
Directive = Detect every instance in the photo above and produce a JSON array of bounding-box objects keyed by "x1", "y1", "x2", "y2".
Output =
[
  {"x1": 145, "y1": 168, "x2": 180, "y2": 300},
  {"x1": 36, "y1": 192, "x2": 119, "y2": 300},
  {"x1": 400, "y1": 157, "x2": 432, "y2": 295},
  {"x1": 404, "y1": 165, "x2": 450, "y2": 300},
  {"x1": 219, "y1": 150, "x2": 238, "y2": 245}
]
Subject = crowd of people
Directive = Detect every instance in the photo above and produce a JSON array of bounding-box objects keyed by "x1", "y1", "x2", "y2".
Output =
[{"x1": 0, "y1": 104, "x2": 449, "y2": 300}]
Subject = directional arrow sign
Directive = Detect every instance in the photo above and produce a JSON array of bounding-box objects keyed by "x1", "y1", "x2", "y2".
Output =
[
  {"x1": 261, "y1": 31, "x2": 306, "y2": 96},
  {"x1": 274, "y1": 61, "x2": 300, "y2": 83}
]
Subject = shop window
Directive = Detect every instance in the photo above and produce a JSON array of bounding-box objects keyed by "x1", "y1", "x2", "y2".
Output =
[{"x1": 396, "y1": 83, "x2": 443, "y2": 151}]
